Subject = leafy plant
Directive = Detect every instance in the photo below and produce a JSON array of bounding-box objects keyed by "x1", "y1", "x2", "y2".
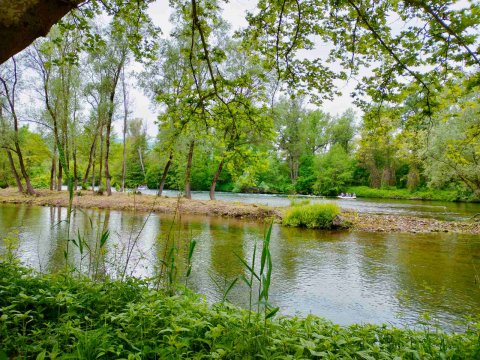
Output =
[
  {"x1": 1, "y1": 262, "x2": 479, "y2": 359},
  {"x1": 0, "y1": 230, "x2": 20, "y2": 264}
]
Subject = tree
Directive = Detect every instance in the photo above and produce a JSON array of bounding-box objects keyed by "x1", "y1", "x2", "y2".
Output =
[
  {"x1": 357, "y1": 108, "x2": 400, "y2": 188},
  {"x1": 0, "y1": 57, "x2": 37, "y2": 195},
  {"x1": 274, "y1": 97, "x2": 306, "y2": 183},
  {"x1": 28, "y1": 25, "x2": 82, "y2": 193},
  {"x1": 422, "y1": 86, "x2": 480, "y2": 196},
  {"x1": 0, "y1": 103, "x2": 23, "y2": 192},
  {"x1": 0, "y1": 1, "x2": 157, "y2": 65},
  {"x1": 123, "y1": 119, "x2": 148, "y2": 188},
  {"x1": 314, "y1": 144, "x2": 355, "y2": 195}
]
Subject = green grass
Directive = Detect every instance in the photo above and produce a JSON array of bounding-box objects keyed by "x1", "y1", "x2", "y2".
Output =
[
  {"x1": 346, "y1": 186, "x2": 472, "y2": 202},
  {"x1": 0, "y1": 263, "x2": 479, "y2": 359},
  {"x1": 283, "y1": 203, "x2": 341, "y2": 229}
]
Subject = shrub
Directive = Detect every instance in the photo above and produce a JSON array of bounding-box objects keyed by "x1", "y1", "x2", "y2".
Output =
[{"x1": 283, "y1": 203, "x2": 340, "y2": 229}]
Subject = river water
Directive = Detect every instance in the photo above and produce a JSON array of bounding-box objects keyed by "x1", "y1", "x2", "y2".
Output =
[
  {"x1": 154, "y1": 190, "x2": 480, "y2": 221},
  {"x1": 1, "y1": 202, "x2": 479, "y2": 331}
]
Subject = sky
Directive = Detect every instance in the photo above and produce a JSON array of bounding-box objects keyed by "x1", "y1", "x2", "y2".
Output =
[{"x1": 127, "y1": 0, "x2": 359, "y2": 137}]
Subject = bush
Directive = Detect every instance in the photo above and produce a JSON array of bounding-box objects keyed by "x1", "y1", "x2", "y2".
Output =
[{"x1": 283, "y1": 203, "x2": 340, "y2": 229}]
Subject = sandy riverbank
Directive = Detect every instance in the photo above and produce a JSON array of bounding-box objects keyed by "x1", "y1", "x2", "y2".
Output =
[{"x1": 1, "y1": 188, "x2": 479, "y2": 234}]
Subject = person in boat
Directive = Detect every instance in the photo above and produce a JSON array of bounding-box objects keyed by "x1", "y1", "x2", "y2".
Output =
[
  {"x1": 340, "y1": 192, "x2": 345, "y2": 197},
  {"x1": 352, "y1": 193, "x2": 356, "y2": 198}
]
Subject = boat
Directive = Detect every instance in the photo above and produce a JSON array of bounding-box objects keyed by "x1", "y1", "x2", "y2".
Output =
[
  {"x1": 337, "y1": 195, "x2": 356, "y2": 199},
  {"x1": 137, "y1": 185, "x2": 148, "y2": 191}
]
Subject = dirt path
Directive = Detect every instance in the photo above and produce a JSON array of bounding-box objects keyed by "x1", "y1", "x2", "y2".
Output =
[{"x1": 1, "y1": 188, "x2": 479, "y2": 234}]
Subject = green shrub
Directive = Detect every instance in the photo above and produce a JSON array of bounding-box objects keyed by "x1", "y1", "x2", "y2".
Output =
[{"x1": 283, "y1": 203, "x2": 340, "y2": 229}]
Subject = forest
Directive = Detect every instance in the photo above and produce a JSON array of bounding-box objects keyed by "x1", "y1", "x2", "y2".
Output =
[
  {"x1": 1, "y1": 1, "x2": 480, "y2": 359},
  {"x1": 0, "y1": 0, "x2": 479, "y2": 202}
]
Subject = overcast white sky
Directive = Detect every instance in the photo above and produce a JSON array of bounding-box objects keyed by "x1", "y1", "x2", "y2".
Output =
[{"x1": 127, "y1": 0, "x2": 359, "y2": 137}]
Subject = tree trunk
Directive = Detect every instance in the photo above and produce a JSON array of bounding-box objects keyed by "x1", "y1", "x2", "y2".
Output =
[
  {"x1": 0, "y1": 58, "x2": 36, "y2": 195},
  {"x1": 104, "y1": 117, "x2": 112, "y2": 195},
  {"x1": 0, "y1": 0, "x2": 81, "y2": 64},
  {"x1": 14, "y1": 142, "x2": 36, "y2": 195},
  {"x1": 184, "y1": 140, "x2": 195, "y2": 199},
  {"x1": 209, "y1": 158, "x2": 224, "y2": 200},
  {"x1": 104, "y1": 59, "x2": 124, "y2": 196},
  {"x1": 99, "y1": 130, "x2": 104, "y2": 190},
  {"x1": 138, "y1": 147, "x2": 146, "y2": 180},
  {"x1": 50, "y1": 143, "x2": 56, "y2": 190},
  {"x1": 158, "y1": 152, "x2": 173, "y2": 196},
  {"x1": 121, "y1": 67, "x2": 128, "y2": 193},
  {"x1": 381, "y1": 166, "x2": 396, "y2": 187},
  {"x1": 6, "y1": 150, "x2": 23, "y2": 192},
  {"x1": 57, "y1": 158, "x2": 62, "y2": 191},
  {"x1": 73, "y1": 146, "x2": 78, "y2": 190},
  {"x1": 82, "y1": 129, "x2": 99, "y2": 187},
  {"x1": 91, "y1": 145, "x2": 96, "y2": 192}
]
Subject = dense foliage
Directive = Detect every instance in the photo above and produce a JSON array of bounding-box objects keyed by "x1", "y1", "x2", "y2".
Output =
[
  {"x1": 0, "y1": 0, "x2": 479, "y2": 201},
  {"x1": 1, "y1": 262, "x2": 479, "y2": 359}
]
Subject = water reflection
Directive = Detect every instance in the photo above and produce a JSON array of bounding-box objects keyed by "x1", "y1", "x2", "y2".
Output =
[{"x1": 0, "y1": 203, "x2": 479, "y2": 330}]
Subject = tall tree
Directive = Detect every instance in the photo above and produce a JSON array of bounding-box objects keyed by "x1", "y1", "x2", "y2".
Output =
[
  {"x1": 0, "y1": 57, "x2": 36, "y2": 195},
  {"x1": 0, "y1": 104, "x2": 23, "y2": 192}
]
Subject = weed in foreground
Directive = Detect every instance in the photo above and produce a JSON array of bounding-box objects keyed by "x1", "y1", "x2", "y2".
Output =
[{"x1": 0, "y1": 262, "x2": 479, "y2": 359}]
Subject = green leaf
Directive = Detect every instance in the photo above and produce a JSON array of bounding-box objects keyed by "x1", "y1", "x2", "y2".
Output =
[
  {"x1": 100, "y1": 230, "x2": 110, "y2": 248},
  {"x1": 265, "y1": 306, "x2": 279, "y2": 319}
]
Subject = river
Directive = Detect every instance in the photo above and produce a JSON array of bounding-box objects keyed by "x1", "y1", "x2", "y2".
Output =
[
  {"x1": 1, "y1": 202, "x2": 479, "y2": 331},
  {"x1": 154, "y1": 190, "x2": 480, "y2": 221}
]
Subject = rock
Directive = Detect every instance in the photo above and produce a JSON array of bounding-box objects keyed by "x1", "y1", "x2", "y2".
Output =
[{"x1": 332, "y1": 214, "x2": 352, "y2": 229}]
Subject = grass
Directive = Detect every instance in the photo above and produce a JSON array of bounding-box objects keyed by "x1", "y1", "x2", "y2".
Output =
[
  {"x1": 0, "y1": 262, "x2": 479, "y2": 359},
  {"x1": 283, "y1": 203, "x2": 341, "y2": 229},
  {"x1": 346, "y1": 186, "x2": 472, "y2": 202}
]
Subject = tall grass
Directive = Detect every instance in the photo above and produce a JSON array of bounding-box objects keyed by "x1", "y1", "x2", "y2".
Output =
[
  {"x1": 236, "y1": 221, "x2": 279, "y2": 326},
  {"x1": 283, "y1": 203, "x2": 341, "y2": 229}
]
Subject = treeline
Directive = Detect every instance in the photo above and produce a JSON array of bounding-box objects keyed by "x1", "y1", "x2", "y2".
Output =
[{"x1": 1, "y1": 1, "x2": 479, "y2": 201}]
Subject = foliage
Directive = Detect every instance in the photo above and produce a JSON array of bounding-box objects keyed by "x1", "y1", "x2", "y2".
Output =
[
  {"x1": 422, "y1": 89, "x2": 480, "y2": 197},
  {"x1": 1, "y1": 262, "x2": 479, "y2": 359},
  {"x1": 1, "y1": 0, "x2": 480, "y2": 204},
  {"x1": 314, "y1": 144, "x2": 355, "y2": 195},
  {"x1": 283, "y1": 203, "x2": 341, "y2": 229}
]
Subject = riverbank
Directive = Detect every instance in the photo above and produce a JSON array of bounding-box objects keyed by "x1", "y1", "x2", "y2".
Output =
[
  {"x1": 346, "y1": 186, "x2": 476, "y2": 202},
  {"x1": 342, "y1": 212, "x2": 480, "y2": 234},
  {"x1": 1, "y1": 263, "x2": 478, "y2": 359},
  {"x1": 0, "y1": 188, "x2": 279, "y2": 220},
  {"x1": 1, "y1": 188, "x2": 479, "y2": 234}
]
